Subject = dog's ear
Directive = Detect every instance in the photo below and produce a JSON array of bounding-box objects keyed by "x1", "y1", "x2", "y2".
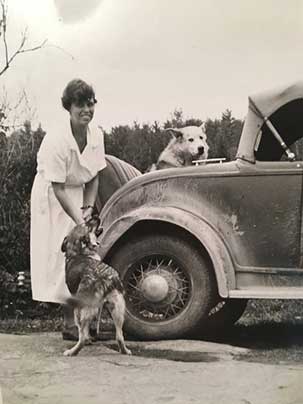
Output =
[
  {"x1": 165, "y1": 128, "x2": 183, "y2": 139},
  {"x1": 95, "y1": 226, "x2": 103, "y2": 237},
  {"x1": 61, "y1": 236, "x2": 68, "y2": 253},
  {"x1": 200, "y1": 122, "x2": 206, "y2": 133}
]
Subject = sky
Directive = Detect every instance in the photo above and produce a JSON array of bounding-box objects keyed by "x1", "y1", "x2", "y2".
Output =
[{"x1": 3, "y1": 0, "x2": 303, "y2": 131}]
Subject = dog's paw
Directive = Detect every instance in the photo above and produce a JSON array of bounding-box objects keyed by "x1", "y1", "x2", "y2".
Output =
[
  {"x1": 63, "y1": 348, "x2": 76, "y2": 357},
  {"x1": 118, "y1": 340, "x2": 132, "y2": 355},
  {"x1": 122, "y1": 347, "x2": 132, "y2": 355},
  {"x1": 84, "y1": 338, "x2": 94, "y2": 345}
]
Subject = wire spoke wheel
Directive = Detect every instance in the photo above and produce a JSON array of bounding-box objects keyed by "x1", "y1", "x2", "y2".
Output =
[
  {"x1": 109, "y1": 233, "x2": 215, "y2": 339},
  {"x1": 124, "y1": 255, "x2": 191, "y2": 322}
]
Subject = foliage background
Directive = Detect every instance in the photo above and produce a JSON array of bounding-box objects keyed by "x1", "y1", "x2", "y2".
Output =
[{"x1": 0, "y1": 108, "x2": 242, "y2": 318}]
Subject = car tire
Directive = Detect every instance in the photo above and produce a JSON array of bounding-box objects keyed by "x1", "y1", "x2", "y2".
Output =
[{"x1": 109, "y1": 233, "x2": 216, "y2": 340}]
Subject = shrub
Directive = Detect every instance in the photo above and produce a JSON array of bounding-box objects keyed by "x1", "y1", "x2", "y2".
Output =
[{"x1": 0, "y1": 122, "x2": 45, "y2": 318}]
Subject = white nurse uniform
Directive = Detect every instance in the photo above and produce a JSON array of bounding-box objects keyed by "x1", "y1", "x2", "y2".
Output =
[{"x1": 30, "y1": 119, "x2": 106, "y2": 303}]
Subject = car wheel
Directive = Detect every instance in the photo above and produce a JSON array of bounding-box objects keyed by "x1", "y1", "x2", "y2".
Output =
[{"x1": 109, "y1": 233, "x2": 216, "y2": 340}]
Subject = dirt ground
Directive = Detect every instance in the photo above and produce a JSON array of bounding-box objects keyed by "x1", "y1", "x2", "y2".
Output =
[{"x1": 1, "y1": 327, "x2": 303, "y2": 404}]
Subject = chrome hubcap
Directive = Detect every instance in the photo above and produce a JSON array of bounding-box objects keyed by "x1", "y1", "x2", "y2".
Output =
[
  {"x1": 140, "y1": 274, "x2": 169, "y2": 302},
  {"x1": 125, "y1": 255, "x2": 191, "y2": 322}
]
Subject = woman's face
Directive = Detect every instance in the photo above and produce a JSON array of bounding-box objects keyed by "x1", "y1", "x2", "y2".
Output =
[{"x1": 69, "y1": 98, "x2": 95, "y2": 127}]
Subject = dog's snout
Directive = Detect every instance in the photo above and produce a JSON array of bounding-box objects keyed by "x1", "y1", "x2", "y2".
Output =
[{"x1": 198, "y1": 146, "x2": 204, "y2": 155}]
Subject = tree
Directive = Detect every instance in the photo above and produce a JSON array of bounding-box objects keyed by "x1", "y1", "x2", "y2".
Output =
[
  {"x1": 219, "y1": 109, "x2": 243, "y2": 160},
  {"x1": 204, "y1": 118, "x2": 222, "y2": 158},
  {"x1": 163, "y1": 108, "x2": 185, "y2": 129},
  {"x1": 104, "y1": 122, "x2": 166, "y2": 172}
]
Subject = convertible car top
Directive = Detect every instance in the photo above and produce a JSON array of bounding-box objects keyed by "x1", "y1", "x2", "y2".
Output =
[{"x1": 237, "y1": 80, "x2": 303, "y2": 162}]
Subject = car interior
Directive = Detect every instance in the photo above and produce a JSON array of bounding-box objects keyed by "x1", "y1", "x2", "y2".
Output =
[{"x1": 254, "y1": 98, "x2": 303, "y2": 162}]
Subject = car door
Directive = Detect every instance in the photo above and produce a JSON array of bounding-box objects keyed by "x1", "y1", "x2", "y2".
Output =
[{"x1": 235, "y1": 161, "x2": 303, "y2": 270}]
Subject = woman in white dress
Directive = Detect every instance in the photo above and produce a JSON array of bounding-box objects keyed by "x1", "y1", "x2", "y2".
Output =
[{"x1": 30, "y1": 79, "x2": 106, "y2": 340}]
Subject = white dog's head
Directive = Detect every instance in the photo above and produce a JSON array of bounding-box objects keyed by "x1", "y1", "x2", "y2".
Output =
[{"x1": 165, "y1": 124, "x2": 209, "y2": 160}]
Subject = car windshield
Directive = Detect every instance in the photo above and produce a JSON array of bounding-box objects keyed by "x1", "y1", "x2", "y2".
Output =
[{"x1": 255, "y1": 98, "x2": 303, "y2": 161}]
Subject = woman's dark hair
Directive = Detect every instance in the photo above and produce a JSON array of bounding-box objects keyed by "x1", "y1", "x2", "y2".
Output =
[{"x1": 61, "y1": 79, "x2": 97, "y2": 111}]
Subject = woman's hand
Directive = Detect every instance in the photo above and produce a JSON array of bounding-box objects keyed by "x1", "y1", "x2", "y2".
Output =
[{"x1": 81, "y1": 205, "x2": 94, "y2": 223}]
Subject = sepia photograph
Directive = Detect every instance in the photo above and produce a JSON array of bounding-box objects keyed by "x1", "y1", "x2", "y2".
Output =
[{"x1": 1, "y1": 0, "x2": 303, "y2": 403}]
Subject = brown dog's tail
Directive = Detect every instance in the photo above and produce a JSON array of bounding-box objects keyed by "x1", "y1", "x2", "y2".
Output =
[
  {"x1": 64, "y1": 296, "x2": 84, "y2": 308},
  {"x1": 64, "y1": 294, "x2": 101, "y2": 308},
  {"x1": 63, "y1": 295, "x2": 92, "y2": 308}
]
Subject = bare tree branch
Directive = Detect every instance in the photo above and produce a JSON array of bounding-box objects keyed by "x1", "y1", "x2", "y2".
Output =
[
  {"x1": 45, "y1": 42, "x2": 75, "y2": 60},
  {"x1": 0, "y1": 2, "x2": 4, "y2": 39},
  {"x1": 0, "y1": 0, "x2": 48, "y2": 77},
  {"x1": 1, "y1": 0, "x2": 8, "y2": 66},
  {"x1": 17, "y1": 38, "x2": 48, "y2": 55}
]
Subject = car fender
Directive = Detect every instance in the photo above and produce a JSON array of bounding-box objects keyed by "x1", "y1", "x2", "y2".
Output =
[{"x1": 99, "y1": 206, "x2": 235, "y2": 297}]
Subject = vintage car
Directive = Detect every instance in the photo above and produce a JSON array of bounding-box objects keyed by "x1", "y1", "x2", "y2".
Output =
[{"x1": 97, "y1": 81, "x2": 303, "y2": 340}]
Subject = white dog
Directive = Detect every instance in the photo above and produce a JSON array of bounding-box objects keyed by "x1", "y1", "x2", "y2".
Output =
[{"x1": 151, "y1": 125, "x2": 209, "y2": 170}]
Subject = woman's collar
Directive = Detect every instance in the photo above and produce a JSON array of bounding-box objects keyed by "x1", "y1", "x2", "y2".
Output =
[{"x1": 87, "y1": 125, "x2": 102, "y2": 148}]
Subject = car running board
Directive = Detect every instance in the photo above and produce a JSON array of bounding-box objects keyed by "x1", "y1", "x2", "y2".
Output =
[{"x1": 229, "y1": 288, "x2": 303, "y2": 299}]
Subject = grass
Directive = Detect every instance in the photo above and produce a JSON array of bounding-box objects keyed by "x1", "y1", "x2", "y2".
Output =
[
  {"x1": 1, "y1": 299, "x2": 303, "y2": 335},
  {"x1": 240, "y1": 299, "x2": 303, "y2": 325}
]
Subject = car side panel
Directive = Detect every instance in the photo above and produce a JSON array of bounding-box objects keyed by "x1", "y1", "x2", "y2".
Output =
[{"x1": 99, "y1": 162, "x2": 303, "y2": 295}]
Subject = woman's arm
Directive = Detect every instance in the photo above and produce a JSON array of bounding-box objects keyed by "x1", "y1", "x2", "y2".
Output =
[
  {"x1": 82, "y1": 175, "x2": 99, "y2": 221},
  {"x1": 83, "y1": 174, "x2": 99, "y2": 208},
  {"x1": 52, "y1": 182, "x2": 84, "y2": 225}
]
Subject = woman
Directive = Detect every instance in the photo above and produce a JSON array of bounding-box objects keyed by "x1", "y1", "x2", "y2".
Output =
[{"x1": 30, "y1": 79, "x2": 106, "y2": 339}]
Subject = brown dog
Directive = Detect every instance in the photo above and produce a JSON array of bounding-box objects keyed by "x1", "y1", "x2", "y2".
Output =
[{"x1": 61, "y1": 217, "x2": 131, "y2": 357}]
